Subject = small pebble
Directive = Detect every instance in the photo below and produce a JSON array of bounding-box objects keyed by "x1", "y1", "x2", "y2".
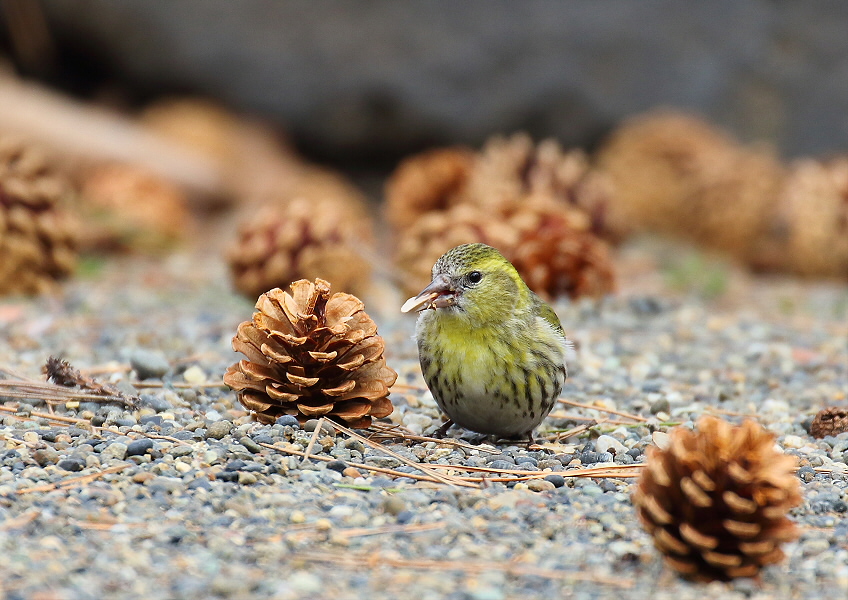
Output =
[
  {"x1": 57, "y1": 458, "x2": 85, "y2": 472},
  {"x1": 126, "y1": 439, "x2": 154, "y2": 457},
  {"x1": 32, "y1": 448, "x2": 60, "y2": 466},
  {"x1": 130, "y1": 349, "x2": 170, "y2": 379},
  {"x1": 275, "y1": 416, "x2": 300, "y2": 428},
  {"x1": 206, "y1": 421, "x2": 234, "y2": 440},
  {"x1": 527, "y1": 479, "x2": 556, "y2": 492}
]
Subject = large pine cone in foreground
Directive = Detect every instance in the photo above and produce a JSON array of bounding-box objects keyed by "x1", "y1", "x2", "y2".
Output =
[
  {"x1": 0, "y1": 137, "x2": 77, "y2": 295},
  {"x1": 224, "y1": 279, "x2": 396, "y2": 428},
  {"x1": 633, "y1": 416, "x2": 800, "y2": 582}
]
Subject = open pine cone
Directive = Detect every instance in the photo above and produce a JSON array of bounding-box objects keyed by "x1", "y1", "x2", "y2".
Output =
[
  {"x1": 228, "y1": 197, "x2": 373, "y2": 299},
  {"x1": 385, "y1": 147, "x2": 475, "y2": 231},
  {"x1": 685, "y1": 147, "x2": 785, "y2": 260},
  {"x1": 462, "y1": 133, "x2": 613, "y2": 235},
  {"x1": 389, "y1": 133, "x2": 616, "y2": 299},
  {"x1": 0, "y1": 137, "x2": 78, "y2": 295},
  {"x1": 596, "y1": 110, "x2": 736, "y2": 238},
  {"x1": 224, "y1": 279, "x2": 397, "y2": 427},
  {"x1": 810, "y1": 407, "x2": 848, "y2": 439},
  {"x1": 597, "y1": 110, "x2": 786, "y2": 261},
  {"x1": 752, "y1": 156, "x2": 848, "y2": 277},
  {"x1": 395, "y1": 200, "x2": 615, "y2": 300},
  {"x1": 633, "y1": 416, "x2": 801, "y2": 582}
]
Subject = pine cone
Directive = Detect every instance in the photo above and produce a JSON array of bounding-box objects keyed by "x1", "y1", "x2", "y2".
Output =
[
  {"x1": 396, "y1": 200, "x2": 615, "y2": 300},
  {"x1": 810, "y1": 407, "x2": 848, "y2": 439},
  {"x1": 509, "y1": 201, "x2": 616, "y2": 299},
  {"x1": 752, "y1": 156, "x2": 848, "y2": 277},
  {"x1": 462, "y1": 133, "x2": 614, "y2": 237},
  {"x1": 633, "y1": 416, "x2": 801, "y2": 582},
  {"x1": 686, "y1": 147, "x2": 785, "y2": 261},
  {"x1": 595, "y1": 110, "x2": 738, "y2": 238},
  {"x1": 77, "y1": 163, "x2": 191, "y2": 252},
  {"x1": 223, "y1": 279, "x2": 397, "y2": 427},
  {"x1": 141, "y1": 98, "x2": 246, "y2": 166},
  {"x1": 228, "y1": 197, "x2": 373, "y2": 299},
  {"x1": 0, "y1": 137, "x2": 77, "y2": 295},
  {"x1": 385, "y1": 147, "x2": 474, "y2": 230}
]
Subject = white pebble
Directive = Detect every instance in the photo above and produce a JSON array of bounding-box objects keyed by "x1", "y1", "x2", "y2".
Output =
[
  {"x1": 183, "y1": 365, "x2": 207, "y2": 384},
  {"x1": 782, "y1": 435, "x2": 805, "y2": 449},
  {"x1": 595, "y1": 435, "x2": 628, "y2": 456}
]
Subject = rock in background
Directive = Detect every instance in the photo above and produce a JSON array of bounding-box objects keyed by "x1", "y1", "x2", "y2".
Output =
[{"x1": 10, "y1": 0, "x2": 848, "y2": 164}]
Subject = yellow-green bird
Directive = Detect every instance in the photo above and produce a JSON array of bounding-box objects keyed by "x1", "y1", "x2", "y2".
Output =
[{"x1": 401, "y1": 243, "x2": 569, "y2": 441}]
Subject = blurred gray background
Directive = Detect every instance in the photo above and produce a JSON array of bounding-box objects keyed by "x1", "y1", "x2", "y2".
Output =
[{"x1": 3, "y1": 0, "x2": 848, "y2": 165}]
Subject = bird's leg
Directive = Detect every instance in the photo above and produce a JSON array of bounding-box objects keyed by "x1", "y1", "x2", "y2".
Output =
[
  {"x1": 431, "y1": 419, "x2": 454, "y2": 439},
  {"x1": 526, "y1": 431, "x2": 536, "y2": 446}
]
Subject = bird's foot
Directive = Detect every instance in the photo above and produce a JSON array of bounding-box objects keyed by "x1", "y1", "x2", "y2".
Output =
[{"x1": 430, "y1": 419, "x2": 455, "y2": 439}]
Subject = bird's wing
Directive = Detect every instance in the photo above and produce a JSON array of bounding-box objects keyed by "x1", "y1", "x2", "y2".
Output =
[{"x1": 533, "y1": 294, "x2": 565, "y2": 334}]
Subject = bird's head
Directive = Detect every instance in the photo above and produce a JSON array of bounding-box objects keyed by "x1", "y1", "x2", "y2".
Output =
[{"x1": 401, "y1": 243, "x2": 529, "y2": 323}]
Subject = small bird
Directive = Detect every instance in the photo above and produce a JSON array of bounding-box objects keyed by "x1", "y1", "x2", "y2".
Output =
[{"x1": 401, "y1": 243, "x2": 569, "y2": 441}]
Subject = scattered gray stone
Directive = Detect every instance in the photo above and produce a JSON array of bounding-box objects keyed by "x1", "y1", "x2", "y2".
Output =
[
  {"x1": 126, "y1": 439, "x2": 154, "y2": 456},
  {"x1": 206, "y1": 421, "x2": 234, "y2": 440},
  {"x1": 101, "y1": 442, "x2": 128, "y2": 461},
  {"x1": 32, "y1": 448, "x2": 60, "y2": 466},
  {"x1": 57, "y1": 458, "x2": 85, "y2": 472},
  {"x1": 275, "y1": 415, "x2": 300, "y2": 428},
  {"x1": 140, "y1": 394, "x2": 173, "y2": 413},
  {"x1": 130, "y1": 349, "x2": 170, "y2": 379}
]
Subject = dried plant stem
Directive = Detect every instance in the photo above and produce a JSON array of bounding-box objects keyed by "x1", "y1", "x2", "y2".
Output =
[
  {"x1": 260, "y1": 442, "x2": 457, "y2": 486},
  {"x1": 0, "y1": 404, "x2": 191, "y2": 446},
  {"x1": 333, "y1": 521, "x2": 445, "y2": 540},
  {"x1": 134, "y1": 381, "x2": 226, "y2": 389},
  {"x1": 293, "y1": 550, "x2": 634, "y2": 588},
  {"x1": 0, "y1": 380, "x2": 130, "y2": 404},
  {"x1": 548, "y1": 413, "x2": 635, "y2": 426},
  {"x1": 557, "y1": 399, "x2": 647, "y2": 422},
  {"x1": 262, "y1": 441, "x2": 643, "y2": 484},
  {"x1": 324, "y1": 420, "x2": 472, "y2": 488},
  {"x1": 367, "y1": 421, "x2": 502, "y2": 455},
  {"x1": 15, "y1": 463, "x2": 130, "y2": 495},
  {"x1": 301, "y1": 417, "x2": 325, "y2": 463}
]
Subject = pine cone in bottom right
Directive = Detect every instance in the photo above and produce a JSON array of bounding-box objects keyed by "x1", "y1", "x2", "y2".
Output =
[{"x1": 632, "y1": 416, "x2": 801, "y2": 582}]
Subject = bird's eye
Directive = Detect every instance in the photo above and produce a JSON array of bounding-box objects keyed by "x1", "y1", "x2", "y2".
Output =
[{"x1": 467, "y1": 271, "x2": 483, "y2": 285}]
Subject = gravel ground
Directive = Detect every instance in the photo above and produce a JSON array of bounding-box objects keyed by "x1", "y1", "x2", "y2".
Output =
[{"x1": 0, "y1": 245, "x2": 846, "y2": 600}]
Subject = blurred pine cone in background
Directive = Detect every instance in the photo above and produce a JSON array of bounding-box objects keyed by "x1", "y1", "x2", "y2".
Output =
[
  {"x1": 224, "y1": 279, "x2": 396, "y2": 427},
  {"x1": 388, "y1": 133, "x2": 616, "y2": 300},
  {"x1": 396, "y1": 200, "x2": 615, "y2": 300},
  {"x1": 227, "y1": 196, "x2": 374, "y2": 299},
  {"x1": 595, "y1": 110, "x2": 785, "y2": 261},
  {"x1": 0, "y1": 137, "x2": 78, "y2": 295},
  {"x1": 462, "y1": 133, "x2": 613, "y2": 236},
  {"x1": 77, "y1": 163, "x2": 192, "y2": 253},
  {"x1": 753, "y1": 156, "x2": 848, "y2": 278},
  {"x1": 633, "y1": 416, "x2": 800, "y2": 582},
  {"x1": 385, "y1": 147, "x2": 475, "y2": 231},
  {"x1": 141, "y1": 98, "x2": 247, "y2": 168}
]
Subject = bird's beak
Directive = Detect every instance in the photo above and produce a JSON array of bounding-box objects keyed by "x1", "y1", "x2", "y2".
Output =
[{"x1": 400, "y1": 274, "x2": 457, "y2": 313}]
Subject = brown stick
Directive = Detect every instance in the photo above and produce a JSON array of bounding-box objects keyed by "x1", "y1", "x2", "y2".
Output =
[
  {"x1": 16, "y1": 463, "x2": 131, "y2": 495},
  {"x1": 325, "y1": 421, "x2": 473, "y2": 489},
  {"x1": 294, "y1": 550, "x2": 634, "y2": 588},
  {"x1": 0, "y1": 72, "x2": 222, "y2": 195},
  {"x1": 557, "y1": 399, "x2": 647, "y2": 422}
]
